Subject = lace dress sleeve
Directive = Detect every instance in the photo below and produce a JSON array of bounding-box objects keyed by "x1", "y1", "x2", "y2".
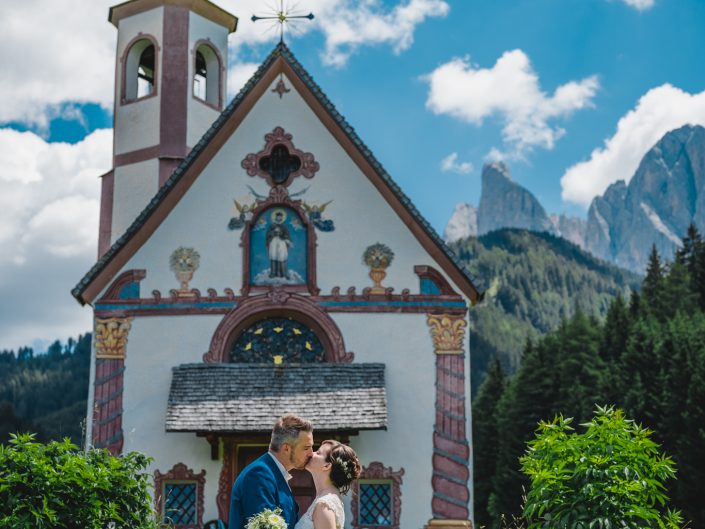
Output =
[{"x1": 315, "y1": 494, "x2": 345, "y2": 529}]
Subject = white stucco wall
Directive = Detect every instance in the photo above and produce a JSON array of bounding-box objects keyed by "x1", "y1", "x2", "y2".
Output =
[
  {"x1": 113, "y1": 7, "x2": 163, "y2": 155},
  {"x1": 112, "y1": 159, "x2": 159, "y2": 244},
  {"x1": 100, "y1": 72, "x2": 473, "y2": 527}
]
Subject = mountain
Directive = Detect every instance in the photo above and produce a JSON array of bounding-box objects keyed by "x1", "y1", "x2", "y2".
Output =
[
  {"x1": 477, "y1": 162, "x2": 555, "y2": 235},
  {"x1": 586, "y1": 124, "x2": 705, "y2": 271},
  {"x1": 450, "y1": 229, "x2": 641, "y2": 394},
  {"x1": 550, "y1": 213, "x2": 587, "y2": 249},
  {"x1": 443, "y1": 202, "x2": 477, "y2": 242}
]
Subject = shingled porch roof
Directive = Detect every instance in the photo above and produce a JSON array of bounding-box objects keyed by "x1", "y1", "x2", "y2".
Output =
[{"x1": 166, "y1": 363, "x2": 387, "y2": 433}]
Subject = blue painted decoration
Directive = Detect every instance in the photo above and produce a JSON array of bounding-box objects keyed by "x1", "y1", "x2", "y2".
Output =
[{"x1": 250, "y1": 206, "x2": 307, "y2": 286}]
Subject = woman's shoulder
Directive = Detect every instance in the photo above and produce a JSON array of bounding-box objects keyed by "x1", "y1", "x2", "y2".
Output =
[{"x1": 314, "y1": 493, "x2": 344, "y2": 526}]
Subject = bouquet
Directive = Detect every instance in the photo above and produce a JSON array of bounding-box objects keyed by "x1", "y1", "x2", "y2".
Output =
[{"x1": 246, "y1": 507, "x2": 288, "y2": 529}]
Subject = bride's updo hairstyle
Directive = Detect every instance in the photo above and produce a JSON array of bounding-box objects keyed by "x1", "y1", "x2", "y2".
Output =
[{"x1": 322, "y1": 440, "x2": 361, "y2": 495}]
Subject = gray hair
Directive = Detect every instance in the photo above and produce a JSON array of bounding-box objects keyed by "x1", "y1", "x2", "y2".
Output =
[{"x1": 269, "y1": 415, "x2": 313, "y2": 452}]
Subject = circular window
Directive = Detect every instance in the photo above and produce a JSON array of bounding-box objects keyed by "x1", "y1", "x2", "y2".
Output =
[{"x1": 230, "y1": 317, "x2": 325, "y2": 363}]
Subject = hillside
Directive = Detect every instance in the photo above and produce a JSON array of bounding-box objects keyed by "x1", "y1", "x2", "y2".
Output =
[{"x1": 449, "y1": 228, "x2": 641, "y2": 393}]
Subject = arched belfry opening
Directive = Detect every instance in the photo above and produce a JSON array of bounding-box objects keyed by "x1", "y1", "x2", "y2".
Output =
[
  {"x1": 123, "y1": 38, "x2": 156, "y2": 102},
  {"x1": 193, "y1": 43, "x2": 221, "y2": 107}
]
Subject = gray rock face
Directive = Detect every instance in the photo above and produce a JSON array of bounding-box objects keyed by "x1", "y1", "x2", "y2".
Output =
[
  {"x1": 551, "y1": 214, "x2": 587, "y2": 249},
  {"x1": 477, "y1": 162, "x2": 555, "y2": 235},
  {"x1": 444, "y1": 202, "x2": 478, "y2": 242},
  {"x1": 585, "y1": 124, "x2": 705, "y2": 271}
]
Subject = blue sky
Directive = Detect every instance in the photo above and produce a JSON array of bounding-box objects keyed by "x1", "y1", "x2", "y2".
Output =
[{"x1": 1, "y1": 0, "x2": 705, "y2": 350}]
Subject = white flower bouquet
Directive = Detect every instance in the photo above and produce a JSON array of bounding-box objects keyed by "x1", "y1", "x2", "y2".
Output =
[{"x1": 246, "y1": 507, "x2": 288, "y2": 529}]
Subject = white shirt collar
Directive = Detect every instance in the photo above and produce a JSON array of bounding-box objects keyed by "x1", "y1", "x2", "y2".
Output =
[{"x1": 269, "y1": 451, "x2": 292, "y2": 481}]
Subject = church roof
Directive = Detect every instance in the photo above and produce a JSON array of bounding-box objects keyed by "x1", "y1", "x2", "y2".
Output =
[
  {"x1": 166, "y1": 363, "x2": 387, "y2": 432},
  {"x1": 72, "y1": 43, "x2": 480, "y2": 304}
]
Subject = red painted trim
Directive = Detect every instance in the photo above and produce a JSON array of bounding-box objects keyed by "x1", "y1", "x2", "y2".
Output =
[
  {"x1": 240, "y1": 186, "x2": 319, "y2": 296},
  {"x1": 98, "y1": 170, "x2": 114, "y2": 258},
  {"x1": 92, "y1": 358, "x2": 125, "y2": 455},
  {"x1": 114, "y1": 144, "x2": 161, "y2": 167},
  {"x1": 414, "y1": 265, "x2": 460, "y2": 296},
  {"x1": 100, "y1": 269, "x2": 147, "y2": 301},
  {"x1": 352, "y1": 462, "x2": 404, "y2": 529},
  {"x1": 110, "y1": 0, "x2": 238, "y2": 33},
  {"x1": 431, "y1": 353, "x2": 470, "y2": 519},
  {"x1": 120, "y1": 33, "x2": 160, "y2": 106},
  {"x1": 203, "y1": 291, "x2": 354, "y2": 363},
  {"x1": 192, "y1": 38, "x2": 225, "y2": 111},
  {"x1": 217, "y1": 439, "x2": 235, "y2": 522},
  {"x1": 160, "y1": 5, "x2": 189, "y2": 160},
  {"x1": 154, "y1": 462, "x2": 206, "y2": 529},
  {"x1": 241, "y1": 127, "x2": 320, "y2": 188}
]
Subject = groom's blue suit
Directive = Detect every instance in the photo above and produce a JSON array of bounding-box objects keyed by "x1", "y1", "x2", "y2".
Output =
[{"x1": 228, "y1": 453, "x2": 299, "y2": 529}]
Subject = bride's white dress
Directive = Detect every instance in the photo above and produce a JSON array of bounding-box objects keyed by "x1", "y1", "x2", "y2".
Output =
[{"x1": 295, "y1": 493, "x2": 345, "y2": 529}]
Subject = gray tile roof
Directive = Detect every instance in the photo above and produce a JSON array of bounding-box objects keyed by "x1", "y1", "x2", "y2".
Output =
[
  {"x1": 72, "y1": 42, "x2": 479, "y2": 304},
  {"x1": 166, "y1": 363, "x2": 387, "y2": 432}
]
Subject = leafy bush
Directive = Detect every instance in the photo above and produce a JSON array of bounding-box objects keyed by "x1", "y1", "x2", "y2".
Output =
[
  {"x1": 0, "y1": 433, "x2": 162, "y2": 529},
  {"x1": 520, "y1": 406, "x2": 683, "y2": 529}
]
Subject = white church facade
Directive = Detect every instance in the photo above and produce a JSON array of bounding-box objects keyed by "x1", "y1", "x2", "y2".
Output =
[{"x1": 72, "y1": 1, "x2": 481, "y2": 528}]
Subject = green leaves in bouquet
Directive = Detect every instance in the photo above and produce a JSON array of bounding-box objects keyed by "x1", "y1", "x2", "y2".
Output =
[{"x1": 520, "y1": 405, "x2": 684, "y2": 529}]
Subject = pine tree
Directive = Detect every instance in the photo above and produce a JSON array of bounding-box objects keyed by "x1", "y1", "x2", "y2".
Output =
[
  {"x1": 643, "y1": 245, "x2": 665, "y2": 318},
  {"x1": 472, "y1": 357, "x2": 506, "y2": 529}
]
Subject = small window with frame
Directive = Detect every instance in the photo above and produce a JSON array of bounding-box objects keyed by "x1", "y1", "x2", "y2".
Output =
[
  {"x1": 352, "y1": 463, "x2": 404, "y2": 529},
  {"x1": 154, "y1": 463, "x2": 205, "y2": 529}
]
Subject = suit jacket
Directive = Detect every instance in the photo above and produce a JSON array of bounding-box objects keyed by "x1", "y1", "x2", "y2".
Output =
[{"x1": 228, "y1": 453, "x2": 299, "y2": 529}]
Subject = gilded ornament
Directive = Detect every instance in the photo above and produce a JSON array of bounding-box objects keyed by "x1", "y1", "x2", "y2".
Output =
[
  {"x1": 169, "y1": 247, "x2": 200, "y2": 297},
  {"x1": 426, "y1": 314, "x2": 467, "y2": 354},
  {"x1": 363, "y1": 243, "x2": 394, "y2": 294},
  {"x1": 94, "y1": 317, "x2": 133, "y2": 359}
]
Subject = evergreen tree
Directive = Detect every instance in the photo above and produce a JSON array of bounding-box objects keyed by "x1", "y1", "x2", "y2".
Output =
[
  {"x1": 472, "y1": 357, "x2": 506, "y2": 528},
  {"x1": 643, "y1": 245, "x2": 665, "y2": 318}
]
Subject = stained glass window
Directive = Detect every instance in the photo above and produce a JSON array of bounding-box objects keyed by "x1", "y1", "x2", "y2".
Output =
[
  {"x1": 164, "y1": 482, "x2": 197, "y2": 526},
  {"x1": 230, "y1": 317, "x2": 325, "y2": 363},
  {"x1": 359, "y1": 482, "x2": 393, "y2": 526},
  {"x1": 259, "y1": 144, "x2": 301, "y2": 184}
]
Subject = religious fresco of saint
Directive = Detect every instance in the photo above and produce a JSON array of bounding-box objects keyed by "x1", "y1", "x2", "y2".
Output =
[{"x1": 250, "y1": 206, "x2": 307, "y2": 286}]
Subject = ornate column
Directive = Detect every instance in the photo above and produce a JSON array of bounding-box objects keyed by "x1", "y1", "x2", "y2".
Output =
[
  {"x1": 425, "y1": 314, "x2": 472, "y2": 529},
  {"x1": 92, "y1": 317, "x2": 132, "y2": 454}
]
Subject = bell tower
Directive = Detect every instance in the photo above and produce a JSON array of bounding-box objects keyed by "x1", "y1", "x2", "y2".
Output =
[{"x1": 99, "y1": 0, "x2": 237, "y2": 254}]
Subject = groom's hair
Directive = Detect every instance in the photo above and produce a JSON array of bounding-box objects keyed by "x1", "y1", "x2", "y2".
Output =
[{"x1": 270, "y1": 415, "x2": 313, "y2": 451}]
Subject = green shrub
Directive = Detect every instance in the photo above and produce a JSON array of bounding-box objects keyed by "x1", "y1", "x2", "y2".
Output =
[
  {"x1": 0, "y1": 433, "x2": 162, "y2": 529},
  {"x1": 520, "y1": 406, "x2": 683, "y2": 529}
]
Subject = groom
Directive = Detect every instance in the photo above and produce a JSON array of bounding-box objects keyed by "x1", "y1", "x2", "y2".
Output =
[{"x1": 228, "y1": 415, "x2": 314, "y2": 529}]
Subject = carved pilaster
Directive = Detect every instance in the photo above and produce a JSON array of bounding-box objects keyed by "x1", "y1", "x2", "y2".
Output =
[
  {"x1": 94, "y1": 317, "x2": 133, "y2": 359},
  {"x1": 427, "y1": 314, "x2": 467, "y2": 354}
]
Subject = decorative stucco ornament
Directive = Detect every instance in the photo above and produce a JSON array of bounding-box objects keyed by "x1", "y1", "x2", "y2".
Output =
[
  {"x1": 94, "y1": 317, "x2": 133, "y2": 359},
  {"x1": 426, "y1": 314, "x2": 467, "y2": 354},
  {"x1": 363, "y1": 243, "x2": 395, "y2": 294},
  {"x1": 169, "y1": 247, "x2": 201, "y2": 296}
]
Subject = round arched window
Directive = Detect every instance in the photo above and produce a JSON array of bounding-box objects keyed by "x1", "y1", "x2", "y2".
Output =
[{"x1": 230, "y1": 317, "x2": 325, "y2": 363}]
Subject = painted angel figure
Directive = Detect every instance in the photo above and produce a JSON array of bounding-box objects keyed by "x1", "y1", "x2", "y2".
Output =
[
  {"x1": 303, "y1": 201, "x2": 335, "y2": 232},
  {"x1": 228, "y1": 199, "x2": 256, "y2": 230}
]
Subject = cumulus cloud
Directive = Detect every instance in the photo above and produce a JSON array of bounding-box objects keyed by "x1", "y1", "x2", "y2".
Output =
[
  {"x1": 0, "y1": 128, "x2": 111, "y2": 349},
  {"x1": 228, "y1": 0, "x2": 449, "y2": 68},
  {"x1": 561, "y1": 84, "x2": 705, "y2": 207},
  {"x1": 440, "y1": 152, "x2": 473, "y2": 174},
  {"x1": 619, "y1": 0, "x2": 655, "y2": 11},
  {"x1": 424, "y1": 50, "x2": 599, "y2": 158},
  {"x1": 227, "y1": 62, "x2": 260, "y2": 100},
  {"x1": 0, "y1": 0, "x2": 116, "y2": 127}
]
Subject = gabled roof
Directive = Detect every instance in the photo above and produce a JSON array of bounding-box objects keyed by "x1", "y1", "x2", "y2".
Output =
[{"x1": 72, "y1": 43, "x2": 480, "y2": 304}]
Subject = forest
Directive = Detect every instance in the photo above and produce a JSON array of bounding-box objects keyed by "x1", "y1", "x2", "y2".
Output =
[{"x1": 472, "y1": 225, "x2": 705, "y2": 528}]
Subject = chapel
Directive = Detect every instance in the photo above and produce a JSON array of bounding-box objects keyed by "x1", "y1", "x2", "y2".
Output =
[{"x1": 72, "y1": 1, "x2": 481, "y2": 528}]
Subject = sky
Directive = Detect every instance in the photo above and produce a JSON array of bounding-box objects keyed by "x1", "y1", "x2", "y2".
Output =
[{"x1": 1, "y1": 0, "x2": 705, "y2": 351}]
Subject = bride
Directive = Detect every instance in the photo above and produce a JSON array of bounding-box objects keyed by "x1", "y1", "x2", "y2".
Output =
[{"x1": 295, "y1": 440, "x2": 361, "y2": 529}]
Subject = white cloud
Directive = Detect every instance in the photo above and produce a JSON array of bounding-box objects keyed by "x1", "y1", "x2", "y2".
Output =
[
  {"x1": 0, "y1": 128, "x2": 111, "y2": 350},
  {"x1": 440, "y1": 152, "x2": 473, "y2": 174},
  {"x1": 619, "y1": 0, "x2": 655, "y2": 11},
  {"x1": 0, "y1": 0, "x2": 116, "y2": 127},
  {"x1": 227, "y1": 0, "x2": 449, "y2": 68},
  {"x1": 561, "y1": 84, "x2": 705, "y2": 207},
  {"x1": 227, "y1": 62, "x2": 260, "y2": 100},
  {"x1": 423, "y1": 50, "x2": 599, "y2": 158}
]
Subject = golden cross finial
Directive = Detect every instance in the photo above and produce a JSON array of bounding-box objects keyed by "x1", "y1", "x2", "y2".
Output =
[{"x1": 251, "y1": 0, "x2": 314, "y2": 43}]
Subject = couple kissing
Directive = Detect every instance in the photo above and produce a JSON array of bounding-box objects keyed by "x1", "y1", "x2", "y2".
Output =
[{"x1": 229, "y1": 415, "x2": 361, "y2": 529}]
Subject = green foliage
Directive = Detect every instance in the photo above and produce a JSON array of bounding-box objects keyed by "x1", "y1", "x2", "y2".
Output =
[
  {"x1": 0, "y1": 433, "x2": 161, "y2": 529},
  {"x1": 0, "y1": 333, "x2": 91, "y2": 444},
  {"x1": 473, "y1": 225, "x2": 705, "y2": 527},
  {"x1": 521, "y1": 406, "x2": 683, "y2": 529}
]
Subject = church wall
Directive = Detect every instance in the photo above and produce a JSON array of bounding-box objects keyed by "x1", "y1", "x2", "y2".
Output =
[
  {"x1": 112, "y1": 159, "x2": 160, "y2": 244},
  {"x1": 333, "y1": 313, "x2": 436, "y2": 528},
  {"x1": 113, "y1": 7, "x2": 163, "y2": 156},
  {"x1": 186, "y1": 11, "x2": 227, "y2": 148}
]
